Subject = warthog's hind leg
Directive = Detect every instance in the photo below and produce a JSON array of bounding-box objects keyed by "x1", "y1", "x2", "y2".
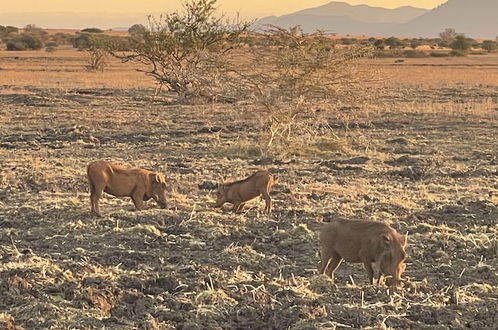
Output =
[{"x1": 89, "y1": 181, "x2": 103, "y2": 216}]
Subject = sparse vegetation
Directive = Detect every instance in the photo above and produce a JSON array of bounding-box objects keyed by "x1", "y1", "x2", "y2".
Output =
[
  {"x1": 449, "y1": 35, "x2": 475, "y2": 55},
  {"x1": 0, "y1": 18, "x2": 497, "y2": 330},
  {"x1": 481, "y1": 40, "x2": 498, "y2": 52},
  {"x1": 229, "y1": 26, "x2": 375, "y2": 149},
  {"x1": 81, "y1": 27, "x2": 104, "y2": 33},
  {"x1": 5, "y1": 33, "x2": 44, "y2": 50},
  {"x1": 110, "y1": 0, "x2": 251, "y2": 100}
]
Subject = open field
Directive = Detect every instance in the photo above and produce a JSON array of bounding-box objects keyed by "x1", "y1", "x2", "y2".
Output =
[{"x1": 0, "y1": 49, "x2": 497, "y2": 329}]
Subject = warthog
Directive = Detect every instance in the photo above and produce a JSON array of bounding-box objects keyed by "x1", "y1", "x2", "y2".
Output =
[
  {"x1": 319, "y1": 217, "x2": 407, "y2": 287},
  {"x1": 215, "y1": 170, "x2": 274, "y2": 214},
  {"x1": 87, "y1": 160, "x2": 167, "y2": 216}
]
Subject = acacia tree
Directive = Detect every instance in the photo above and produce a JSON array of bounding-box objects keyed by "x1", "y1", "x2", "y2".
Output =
[
  {"x1": 449, "y1": 35, "x2": 474, "y2": 55},
  {"x1": 481, "y1": 40, "x2": 497, "y2": 52},
  {"x1": 228, "y1": 26, "x2": 375, "y2": 147},
  {"x1": 110, "y1": 0, "x2": 251, "y2": 101},
  {"x1": 439, "y1": 28, "x2": 458, "y2": 46}
]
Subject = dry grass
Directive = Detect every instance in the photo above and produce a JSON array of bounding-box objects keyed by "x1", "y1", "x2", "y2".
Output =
[{"x1": 0, "y1": 47, "x2": 497, "y2": 329}]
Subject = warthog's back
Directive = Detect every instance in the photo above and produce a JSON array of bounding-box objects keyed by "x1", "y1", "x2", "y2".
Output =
[
  {"x1": 87, "y1": 160, "x2": 148, "y2": 196},
  {"x1": 320, "y1": 218, "x2": 397, "y2": 261},
  {"x1": 228, "y1": 170, "x2": 273, "y2": 199}
]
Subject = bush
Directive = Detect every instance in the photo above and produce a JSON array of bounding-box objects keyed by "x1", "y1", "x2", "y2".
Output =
[
  {"x1": 0, "y1": 25, "x2": 19, "y2": 40},
  {"x1": 128, "y1": 24, "x2": 146, "y2": 36},
  {"x1": 51, "y1": 32, "x2": 75, "y2": 46},
  {"x1": 81, "y1": 28, "x2": 103, "y2": 33},
  {"x1": 450, "y1": 49, "x2": 466, "y2": 57},
  {"x1": 110, "y1": 0, "x2": 251, "y2": 100},
  {"x1": 45, "y1": 41, "x2": 58, "y2": 52},
  {"x1": 429, "y1": 52, "x2": 451, "y2": 57},
  {"x1": 449, "y1": 35, "x2": 473, "y2": 54},
  {"x1": 73, "y1": 32, "x2": 111, "y2": 50},
  {"x1": 403, "y1": 50, "x2": 428, "y2": 58},
  {"x1": 230, "y1": 26, "x2": 375, "y2": 148},
  {"x1": 6, "y1": 33, "x2": 44, "y2": 50},
  {"x1": 481, "y1": 40, "x2": 498, "y2": 52}
]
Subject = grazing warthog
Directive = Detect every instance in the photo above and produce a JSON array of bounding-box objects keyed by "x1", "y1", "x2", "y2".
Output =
[
  {"x1": 87, "y1": 160, "x2": 168, "y2": 216},
  {"x1": 319, "y1": 217, "x2": 407, "y2": 288},
  {"x1": 215, "y1": 170, "x2": 274, "y2": 214}
]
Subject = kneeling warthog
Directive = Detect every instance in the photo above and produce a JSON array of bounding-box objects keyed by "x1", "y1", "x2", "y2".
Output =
[
  {"x1": 215, "y1": 170, "x2": 274, "y2": 214},
  {"x1": 319, "y1": 217, "x2": 407, "y2": 288},
  {"x1": 87, "y1": 160, "x2": 168, "y2": 216}
]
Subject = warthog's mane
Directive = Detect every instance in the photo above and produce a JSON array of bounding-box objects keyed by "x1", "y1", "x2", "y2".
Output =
[{"x1": 225, "y1": 171, "x2": 262, "y2": 187}]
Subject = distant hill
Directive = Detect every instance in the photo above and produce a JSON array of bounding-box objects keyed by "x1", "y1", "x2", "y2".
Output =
[
  {"x1": 255, "y1": 0, "x2": 498, "y2": 39},
  {"x1": 254, "y1": 1, "x2": 427, "y2": 35},
  {"x1": 281, "y1": 2, "x2": 427, "y2": 24},
  {"x1": 397, "y1": 0, "x2": 498, "y2": 38}
]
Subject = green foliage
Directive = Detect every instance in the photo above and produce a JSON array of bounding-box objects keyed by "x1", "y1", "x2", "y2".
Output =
[
  {"x1": 481, "y1": 40, "x2": 498, "y2": 52},
  {"x1": 385, "y1": 37, "x2": 403, "y2": 49},
  {"x1": 73, "y1": 32, "x2": 109, "y2": 50},
  {"x1": 373, "y1": 39, "x2": 385, "y2": 50},
  {"x1": 0, "y1": 25, "x2": 19, "y2": 40},
  {"x1": 81, "y1": 27, "x2": 104, "y2": 33},
  {"x1": 128, "y1": 24, "x2": 146, "y2": 36},
  {"x1": 403, "y1": 50, "x2": 428, "y2": 58},
  {"x1": 45, "y1": 41, "x2": 58, "y2": 52},
  {"x1": 6, "y1": 33, "x2": 44, "y2": 50},
  {"x1": 51, "y1": 32, "x2": 75, "y2": 46},
  {"x1": 111, "y1": 0, "x2": 251, "y2": 100},
  {"x1": 429, "y1": 52, "x2": 451, "y2": 57},
  {"x1": 449, "y1": 35, "x2": 473, "y2": 54},
  {"x1": 410, "y1": 39, "x2": 422, "y2": 50},
  {"x1": 340, "y1": 38, "x2": 357, "y2": 45},
  {"x1": 450, "y1": 49, "x2": 466, "y2": 57}
]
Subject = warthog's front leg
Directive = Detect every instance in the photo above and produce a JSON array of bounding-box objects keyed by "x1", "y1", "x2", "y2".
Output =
[
  {"x1": 262, "y1": 192, "x2": 272, "y2": 214},
  {"x1": 131, "y1": 192, "x2": 145, "y2": 211},
  {"x1": 364, "y1": 262, "x2": 375, "y2": 285},
  {"x1": 320, "y1": 249, "x2": 343, "y2": 280}
]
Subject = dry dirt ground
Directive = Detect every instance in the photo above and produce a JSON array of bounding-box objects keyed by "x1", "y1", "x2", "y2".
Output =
[{"x1": 0, "y1": 50, "x2": 497, "y2": 329}]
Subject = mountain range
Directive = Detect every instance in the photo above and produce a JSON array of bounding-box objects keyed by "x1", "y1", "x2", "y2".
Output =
[{"x1": 255, "y1": 0, "x2": 498, "y2": 39}]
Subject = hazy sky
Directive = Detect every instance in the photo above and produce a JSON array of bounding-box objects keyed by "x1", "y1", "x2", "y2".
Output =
[{"x1": 5, "y1": 1, "x2": 447, "y2": 17}]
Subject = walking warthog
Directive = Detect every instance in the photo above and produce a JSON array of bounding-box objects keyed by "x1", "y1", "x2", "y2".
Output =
[
  {"x1": 319, "y1": 217, "x2": 407, "y2": 287},
  {"x1": 87, "y1": 160, "x2": 168, "y2": 216},
  {"x1": 215, "y1": 170, "x2": 274, "y2": 214}
]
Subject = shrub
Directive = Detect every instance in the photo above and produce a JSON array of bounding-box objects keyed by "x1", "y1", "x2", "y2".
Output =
[
  {"x1": 110, "y1": 0, "x2": 251, "y2": 100},
  {"x1": 6, "y1": 33, "x2": 43, "y2": 50},
  {"x1": 45, "y1": 41, "x2": 58, "y2": 52},
  {"x1": 128, "y1": 24, "x2": 146, "y2": 36},
  {"x1": 403, "y1": 50, "x2": 428, "y2": 58},
  {"x1": 450, "y1": 49, "x2": 466, "y2": 57},
  {"x1": 429, "y1": 52, "x2": 451, "y2": 57},
  {"x1": 0, "y1": 25, "x2": 19, "y2": 40},
  {"x1": 449, "y1": 35, "x2": 473, "y2": 54},
  {"x1": 481, "y1": 40, "x2": 498, "y2": 52},
  {"x1": 81, "y1": 28, "x2": 103, "y2": 33},
  {"x1": 439, "y1": 28, "x2": 457, "y2": 43},
  {"x1": 230, "y1": 26, "x2": 375, "y2": 148}
]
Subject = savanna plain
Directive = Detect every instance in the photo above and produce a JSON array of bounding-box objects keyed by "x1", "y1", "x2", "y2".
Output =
[{"x1": 0, "y1": 47, "x2": 497, "y2": 329}]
